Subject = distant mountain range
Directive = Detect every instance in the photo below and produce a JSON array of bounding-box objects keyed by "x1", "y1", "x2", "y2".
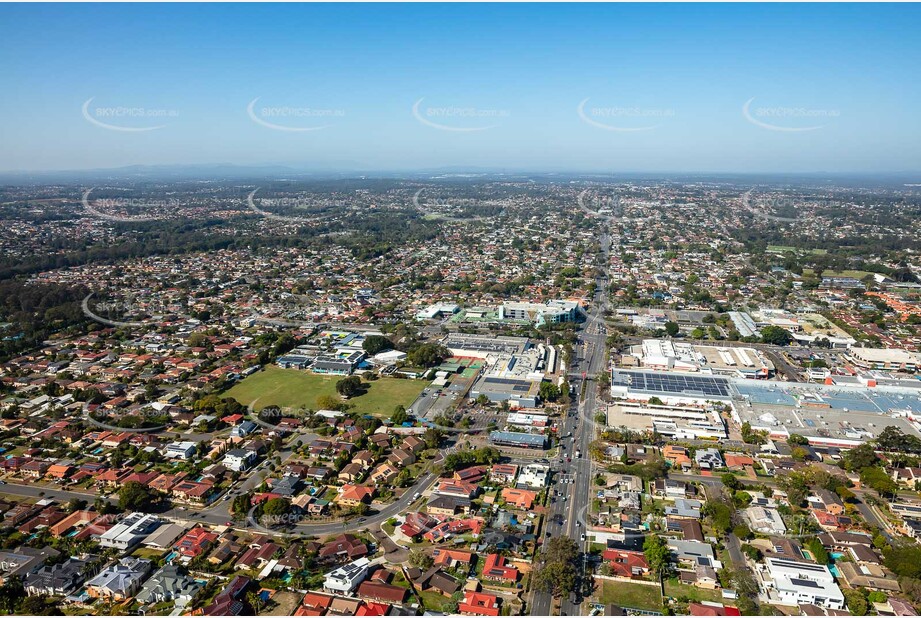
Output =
[{"x1": 0, "y1": 164, "x2": 918, "y2": 188}]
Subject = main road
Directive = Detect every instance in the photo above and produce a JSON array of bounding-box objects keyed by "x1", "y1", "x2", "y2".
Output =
[{"x1": 532, "y1": 233, "x2": 611, "y2": 616}]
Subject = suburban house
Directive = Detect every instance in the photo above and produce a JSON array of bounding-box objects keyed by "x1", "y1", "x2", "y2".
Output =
[
  {"x1": 86, "y1": 557, "x2": 153, "y2": 602},
  {"x1": 135, "y1": 565, "x2": 201, "y2": 607}
]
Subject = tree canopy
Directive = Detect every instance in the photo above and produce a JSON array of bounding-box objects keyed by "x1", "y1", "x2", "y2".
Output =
[{"x1": 362, "y1": 335, "x2": 393, "y2": 356}]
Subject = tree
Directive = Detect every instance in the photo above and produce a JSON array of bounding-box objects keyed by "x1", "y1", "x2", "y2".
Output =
[
  {"x1": 119, "y1": 481, "x2": 156, "y2": 511},
  {"x1": 861, "y1": 466, "x2": 897, "y2": 497},
  {"x1": 899, "y1": 577, "x2": 921, "y2": 606},
  {"x1": 409, "y1": 549, "x2": 434, "y2": 571},
  {"x1": 741, "y1": 421, "x2": 767, "y2": 445},
  {"x1": 532, "y1": 537, "x2": 579, "y2": 597},
  {"x1": 263, "y1": 497, "x2": 290, "y2": 520},
  {"x1": 721, "y1": 473, "x2": 740, "y2": 491},
  {"x1": 67, "y1": 498, "x2": 87, "y2": 513},
  {"x1": 741, "y1": 544, "x2": 761, "y2": 560},
  {"x1": 883, "y1": 541, "x2": 921, "y2": 579},
  {"x1": 843, "y1": 589, "x2": 868, "y2": 616},
  {"x1": 805, "y1": 538, "x2": 829, "y2": 565},
  {"x1": 231, "y1": 493, "x2": 252, "y2": 518},
  {"x1": 723, "y1": 567, "x2": 760, "y2": 615},
  {"x1": 532, "y1": 559, "x2": 577, "y2": 597},
  {"x1": 406, "y1": 343, "x2": 449, "y2": 368},
  {"x1": 539, "y1": 381, "x2": 561, "y2": 403},
  {"x1": 664, "y1": 321, "x2": 680, "y2": 337},
  {"x1": 316, "y1": 394, "x2": 343, "y2": 410},
  {"x1": 843, "y1": 443, "x2": 879, "y2": 471},
  {"x1": 246, "y1": 591, "x2": 264, "y2": 615},
  {"x1": 0, "y1": 576, "x2": 24, "y2": 614},
  {"x1": 391, "y1": 405, "x2": 410, "y2": 425},
  {"x1": 362, "y1": 335, "x2": 393, "y2": 356},
  {"x1": 876, "y1": 425, "x2": 921, "y2": 454},
  {"x1": 760, "y1": 325, "x2": 792, "y2": 346},
  {"x1": 703, "y1": 501, "x2": 733, "y2": 533},
  {"x1": 643, "y1": 533, "x2": 671, "y2": 577},
  {"x1": 835, "y1": 485, "x2": 856, "y2": 502},
  {"x1": 787, "y1": 434, "x2": 809, "y2": 446},
  {"x1": 336, "y1": 376, "x2": 363, "y2": 398}
]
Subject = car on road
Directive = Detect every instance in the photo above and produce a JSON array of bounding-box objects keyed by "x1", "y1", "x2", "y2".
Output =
[{"x1": 580, "y1": 533, "x2": 586, "y2": 541}]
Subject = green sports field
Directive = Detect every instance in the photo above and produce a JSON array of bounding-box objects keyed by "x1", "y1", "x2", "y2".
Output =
[{"x1": 223, "y1": 365, "x2": 426, "y2": 417}]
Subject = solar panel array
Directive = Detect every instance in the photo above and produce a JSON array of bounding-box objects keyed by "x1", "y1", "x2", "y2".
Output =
[{"x1": 613, "y1": 370, "x2": 731, "y2": 398}]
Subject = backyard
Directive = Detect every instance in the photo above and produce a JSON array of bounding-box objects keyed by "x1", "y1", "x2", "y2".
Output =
[{"x1": 597, "y1": 580, "x2": 663, "y2": 612}]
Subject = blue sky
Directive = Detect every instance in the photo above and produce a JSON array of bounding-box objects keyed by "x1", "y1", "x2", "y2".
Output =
[{"x1": 1, "y1": 3, "x2": 919, "y2": 173}]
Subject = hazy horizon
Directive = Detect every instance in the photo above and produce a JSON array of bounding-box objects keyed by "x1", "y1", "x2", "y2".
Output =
[{"x1": 2, "y1": 3, "x2": 920, "y2": 173}]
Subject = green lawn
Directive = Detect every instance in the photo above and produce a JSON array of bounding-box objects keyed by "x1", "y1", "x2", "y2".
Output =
[
  {"x1": 223, "y1": 365, "x2": 426, "y2": 417},
  {"x1": 598, "y1": 580, "x2": 663, "y2": 611},
  {"x1": 131, "y1": 547, "x2": 167, "y2": 560},
  {"x1": 803, "y1": 268, "x2": 874, "y2": 280},
  {"x1": 664, "y1": 579, "x2": 724, "y2": 603},
  {"x1": 417, "y1": 590, "x2": 456, "y2": 613}
]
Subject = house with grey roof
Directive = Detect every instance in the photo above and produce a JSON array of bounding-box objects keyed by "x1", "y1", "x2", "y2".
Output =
[
  {"x1": 695, "y1": 448, "x2": 724, "y2": 470},
  {"x1": 24, "y1": 557, "x2": 91, "y2": 596},
  {"x1": 86, "y1": 557, "x2": 153, "y2": 601},
  {"x1": 0, "y1": 546, "x2": 60, "y2": 584},
  {"x1": 136, "y1": 565, "x2": 201, "y2": 607},
  {"x1": 664, "y1": 498, "x2": 702, "y2": 519}
]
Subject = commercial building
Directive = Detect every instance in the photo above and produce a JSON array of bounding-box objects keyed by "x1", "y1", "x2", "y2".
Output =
[
  {"x1": 312, "y1": 351, "x2": 364, "y2": 376},
  {"x1": 498, "y1": 300, "x2": 581, "y2": 326},
  {"x1": 628, "y1": 340, "x2": 773, "y2": 378},
  {"x1": 611, "y1": 370, "x2": 733, "y2": 405},
  {"x1": 444, "y1": 333, "x2": 530, "y2": 358},
  {"x1": 848, "y1": 348, "x2": 920, "y2": 372},
  {"x1": 415, "y1": 303, "x2": 460, "y2": 320},
  {"x1": 605, "y1": 402, "x2": 727, "y2": 440},
  {"x1": 489, "y1": 431, "x2": 547, "y2": 450},
  {"x1": 470, "y1": 377, "x2": 541, "y2": 408}
]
